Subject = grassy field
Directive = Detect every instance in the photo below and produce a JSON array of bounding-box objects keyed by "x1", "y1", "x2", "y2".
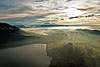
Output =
[{"x1": 44, "y1": 29, "x2": 100, "y2": 67}]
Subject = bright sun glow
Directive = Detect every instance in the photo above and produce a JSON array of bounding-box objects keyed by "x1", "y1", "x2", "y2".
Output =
[{"x1": 67, "y1": 8, "x2": 84, "y2": 17}]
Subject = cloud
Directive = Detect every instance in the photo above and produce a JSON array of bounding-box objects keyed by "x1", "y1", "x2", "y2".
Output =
[{"x1": 0, "y1": 0, "x2": 100, "y2": 21}]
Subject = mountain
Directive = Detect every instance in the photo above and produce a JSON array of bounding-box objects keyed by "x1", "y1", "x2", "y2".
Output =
[
  {"x1": 0, "y1": 23, "x2": 20, "y2": 32},
  {"x1": 0, "y1": 23, "x2": 24, "y2": 47},
  {"x1": 0, "y1": 23, "x2": 41, "y2": 49}
]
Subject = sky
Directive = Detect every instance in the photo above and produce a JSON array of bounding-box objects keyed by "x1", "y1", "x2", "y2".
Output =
[{"x1": 0, "y1": 0, "x2": 100, "y2": 27}]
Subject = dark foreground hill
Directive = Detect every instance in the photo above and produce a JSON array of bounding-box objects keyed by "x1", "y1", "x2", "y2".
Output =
[
  {"x1": 0, "y1": 23, "x2": 23, "y2": 44},
  {"x1": 0, "y1": 23, "x2": 20, "y2": 31},
  {"x1": 0, "y1": 23, "x2": 41, "y2": 49}
]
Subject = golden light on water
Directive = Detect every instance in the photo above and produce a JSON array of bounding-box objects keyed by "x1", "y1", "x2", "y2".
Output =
[{"x1": 49, "y1": 26, "x2": 90, "y2": 29}]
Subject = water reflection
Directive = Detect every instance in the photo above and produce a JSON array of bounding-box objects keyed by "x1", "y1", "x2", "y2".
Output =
[
  {"x1": 49, "y1": 26, "x2": 90, "y2": 30},
  {"x1": 49, "y1": 25, "x2": 100, "y2": 30},
  {"x1": 0, "y1": 44, "x2": 51, "y2": 67}
]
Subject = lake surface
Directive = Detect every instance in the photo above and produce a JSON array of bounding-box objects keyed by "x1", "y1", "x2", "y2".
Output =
[{"x1": 0, "y1": 44, "x2": 51, "y2": 67}]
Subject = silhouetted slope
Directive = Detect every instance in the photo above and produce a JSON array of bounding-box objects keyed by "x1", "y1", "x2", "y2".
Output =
[
  {"x1": 0, "y1": 23, "x2": 20, "y2": 31},
  {"x1": 0, "y1": 23, "x2": 41, "y2": 49},
  {"x1": 0, "y1": 23, "x2": 23, "y2": 43}
]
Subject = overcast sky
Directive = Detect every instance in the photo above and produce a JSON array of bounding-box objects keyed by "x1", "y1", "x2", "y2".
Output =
[{"x1": 0, "y1": 0, "x2": 100, "y2": 21}]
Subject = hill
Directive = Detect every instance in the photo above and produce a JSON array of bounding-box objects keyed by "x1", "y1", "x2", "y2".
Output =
[{"x1": 0, "y1": 23, "x2": 41, "y2": 49}]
